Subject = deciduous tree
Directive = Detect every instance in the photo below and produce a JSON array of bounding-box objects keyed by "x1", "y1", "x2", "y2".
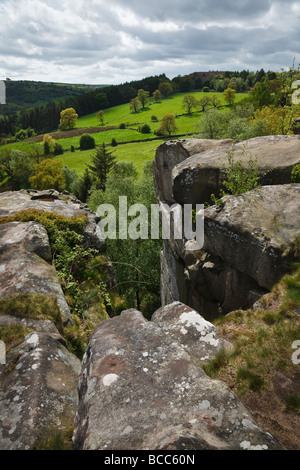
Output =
[
  {"x1": 30, "y1": 158, "x2": 64, "y2": 191},
  {"x1": 223, "y1": 88, "x2": 236, "y2": 106},
  {"x1": 157, "y1": 113, "x2": 178, "y2": 136},
  {"x1": 59, "y1": 107, "x2": 78, "y2": 130},
  {"x1": 182, "y1": 95, "x2": 198, "y2": 114},
  {"x1": 137, "y1": 89, "x2": 149, "y2": 109},
  {"x1": 96, "y1": 110, "x2": 105, "y2": 125},
  {"x1": 130, "y1": 97, "x2": 141, "y2": 113}
]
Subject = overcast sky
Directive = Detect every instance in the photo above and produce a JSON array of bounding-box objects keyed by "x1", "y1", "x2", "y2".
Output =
[{"x1": 0, "y1": 0, "x2": 299, "y2": 85}]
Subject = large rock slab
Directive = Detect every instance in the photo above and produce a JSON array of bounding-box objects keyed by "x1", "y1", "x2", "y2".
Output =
[
  {"x1": 73, "y1": 309, "x2": 282, "y2": 450},
  {"x1": 0, "y1": 221, "x2": 72, "y2": 325},
  {"x1": 171, "y1": 135, "x2": 300, "y2": 205},
  {"x1": 0, "y1": 189, "x2": 106, "y2": 252},
  {"x1": 0, "y1": 331, "x2": 81, "y2": 450},
  {"x1": 204, "y1": 184, "x2": 300, "y2": 290},
  {"x1": 152, "y1": 301, "x2": 232, "y2": 363},
  {"x1": 153, "y1": 138, "x2": 233, "y2": 203}
]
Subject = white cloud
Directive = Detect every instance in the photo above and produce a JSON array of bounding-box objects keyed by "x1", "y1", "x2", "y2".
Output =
[{"x1": 0, "y1": 0, "x2": 299, "y2": 84}]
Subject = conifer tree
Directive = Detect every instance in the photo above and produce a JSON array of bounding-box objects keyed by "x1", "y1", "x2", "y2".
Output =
[{"x1": 87, "y1": 143, "x2": 116, "y2": 191}]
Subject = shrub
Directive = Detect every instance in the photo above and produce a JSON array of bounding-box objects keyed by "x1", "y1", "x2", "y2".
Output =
[
  {"x1": 202, "y1": 86, "x2": 210, "y2": 92},
  {"x1": 79, "y1": 134, "x2": 95, "y2": 151},
  {"x1": 291, "y1": 164, "x2": 300, "y2": 183},
  {"x1": 53, "y1": 143, "x2": 64, "y2": 156},
  {"x1": 119, "y1": 123, "x2": 126, "y2": 129},
  {"x1": 151, "y1": 115, "x2": 158, "y2": 122},
  {"x1": 111, "y1": 138, "x2": 117, "y2": 146},
  {"x1": 15, "y1": 129, "x2": 27, "y2": 141},
  {"x1": 140, "y1": 124, "x2": 151, "y2": 134}
]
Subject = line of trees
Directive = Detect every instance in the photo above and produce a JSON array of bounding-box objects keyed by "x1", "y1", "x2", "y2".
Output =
[{"x1": 1, "y1": 67, "x2": 295, "y2": 140}]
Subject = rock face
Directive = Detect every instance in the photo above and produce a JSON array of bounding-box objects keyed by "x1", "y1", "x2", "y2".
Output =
[
  {"x1": 0, "y1": 189, "x2": 104, "y2": 449},
  {"x1": 73, "y1": 306, "x2": 282, "y2": 450},
  {"x1": 0, "y1": 331, "x2": 81, "y2": 450},
  {"x1": 154, "y1": 136, "x2": 300, "y2": 318},
  {"x1": 0, "y1": 221, "x2": 72, "y2": 324},
  {"x1": 0, "y1": 189, "x2": 106, "y2": 252},
  {"x1": 153, "y1": 138, "x2": 233, "y2": 203},
  {"x1": 171, "y1": 135, "x2": 300, "y2": 205}
]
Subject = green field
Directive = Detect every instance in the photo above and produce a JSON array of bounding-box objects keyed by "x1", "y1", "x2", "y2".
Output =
[{"x1": 2, "y1": 90, "x2": 249, "y2": 177}]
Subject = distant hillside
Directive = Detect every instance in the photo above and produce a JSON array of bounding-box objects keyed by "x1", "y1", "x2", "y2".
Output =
[{"x1": 0, "y1": 80, "x2": 108, "y2": 115}]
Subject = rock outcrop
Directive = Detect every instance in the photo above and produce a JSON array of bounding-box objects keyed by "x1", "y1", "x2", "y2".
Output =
[
  {"x1": 0, "y1": 189, "x2": 105, "y2": 449},
  {"x1": 0, "y1": 189, "x2": 106, "y2": 252},
  {"x1": 0, "y1": 330, "x2": 81, "y2": 450},
  {"x1": 154, "y1": 136, "x2": 300, "y2": 318},
  {"x1": 73, "y1": 306, "x2": 282, "y2": 450},
  {"x1": 0, "y1": 221, "x2": 72, "y2": 325},
  {"x1": 171, "y1": 135, "x2": 300, "y2": 205}
]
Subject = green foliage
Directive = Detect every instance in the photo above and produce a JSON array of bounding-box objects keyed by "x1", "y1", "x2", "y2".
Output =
[
  {"x1": 137, "y1": 89, "x2": 150, "y2": 109},
  {"x1": 79, "y1": 134, "x2": 95, "y2": 151},
  {"x1": 210, "y1": 143, "x2": 260, "y2": 204},
  {"x1": 87, "y1": 143, "x2": 117, "y2": 191},
  {"x1": 119, "y1": 122, "x2": 126, "y2": 129},
  {"x1": 53, "y1": 142, "x2": 64, "y2": 156},
  {"x1": 140, "y1": 123, "x2": 151, "y2": 134},
  {"x1": 158, "y1": 81, "x2": 173, "y2": 98},
  {"x1": 0, "y1": 209, "x2": 109, "y2": 331},
  {"x1": 30, "y1": 158, "x2": 65, "y2": 191},
  {"x1": 284, "y1": 394, "x2": 300, "y2": 413},
  {"x1": 71, "y1": 168, "x2": 93, "y2": 203},
  {"x1": 202, "y1": 349, "x2": 231, "y2": 379},
  {"x1": 0, "y1": 292, "x2": 63, "y2": 332},
  {"x1": 222, "y1": 145, "x2": 260, "y2": 195},
  {"x1": 63, "y1": 165, "x2": 78, "y2": 192},
  {"x1": 111, "y1": 137, "x2": 118, "y2": 146},
  {"x1": 59, "y1": 108, "x2": 78, "y2": 130},
  {"x1": 156, "y1": 113, "x2": 178, "y2": 136},
  {"x1": 291, "y1": 164, "x2": 300, "y2": 183},
  {"x1": 88, "y1": 161, "x2": 161, "y2": 317},
  {"x1": 236, "y1": 367, "x2": 265, "y2": 392},
  {"x1": 0, "y1": 148, "x2": 35, "y2": 190},
  {"x1": 0, "y1": 324, "x2": 34, "y2": 353}
]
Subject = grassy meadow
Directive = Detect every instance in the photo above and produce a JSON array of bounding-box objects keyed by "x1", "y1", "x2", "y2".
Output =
[{"x1": 3, "y1": 90, "x2": 249, "y2": 177}]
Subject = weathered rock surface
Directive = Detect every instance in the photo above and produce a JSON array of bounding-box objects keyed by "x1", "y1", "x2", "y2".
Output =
[
  {"x1": 171, "y1": 135, "x2": 300, "y2": 205},
  {"x1": 153, "y1": 138, "x2": 233, "y2": 204},
  {"x1": 0, "y1": 331, "x2": 81, "y2": 450},
  {"x1": 204, "y1": 184, "x2": 300, "y2": 290},
  {"x1": 73, "y1": 308, "x2": 282, "y2": 450},
  {"x1": 0, "y1": 189, "x2": 106, "y2": 252},
  {"x1": 152, "y1": 302, "x2": 232, "y2": 363},
  {"x1": 0, "y1": 221, "x2": 72, "y2": 324},
  {"x1": 154, "y1": 135, "x2": 300, "y2": 318}
]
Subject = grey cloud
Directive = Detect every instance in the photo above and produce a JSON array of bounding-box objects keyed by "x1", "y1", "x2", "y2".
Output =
[{"x1": 0, "y1": 0, "x2": 299, "y2": 84}]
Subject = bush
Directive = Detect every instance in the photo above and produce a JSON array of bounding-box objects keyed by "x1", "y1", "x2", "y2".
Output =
[
  {"x1": 15, "y1": 129, "x2": 28, "y2": 141},
  {"x1": 151, "y1": 115, "x2": 158, "y2": 122},
  {"x1": 291, "y1": 164, "x2": 300, "y2": 183},
  {"x1": 202, "y1": 86, "x2": 210, "y2": 92},
  {"x1": 140, "y1": 124, "x2": 151, "y2": 134},
  {"x1": 119, "y1": 123, "x2": 126, "y2": 129},
  {"x1": 111, "y1": 138, "x2": 118, "y2": 147},
  {"x1": 71, "y1": 145, "x2": 75, "y2": 152},
  {"x1": 79, "y1": 134, "x2": 95, "y2": 151},
  {"x1": 54, "y1": 143, "x2": 64, "y2": 156}
]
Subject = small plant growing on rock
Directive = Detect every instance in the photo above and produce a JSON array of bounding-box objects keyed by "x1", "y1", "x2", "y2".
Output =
[
  {"x1": 291, "y1": 164, "x2": 300, "y2": 183},
  {"x1": 210, "y1": 142, "x2": 261, "y2": 205}
]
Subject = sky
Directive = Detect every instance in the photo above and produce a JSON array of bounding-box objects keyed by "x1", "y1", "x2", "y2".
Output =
[{"x1": 0, "y1": 0, "x2": 299, "y2": 85}]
